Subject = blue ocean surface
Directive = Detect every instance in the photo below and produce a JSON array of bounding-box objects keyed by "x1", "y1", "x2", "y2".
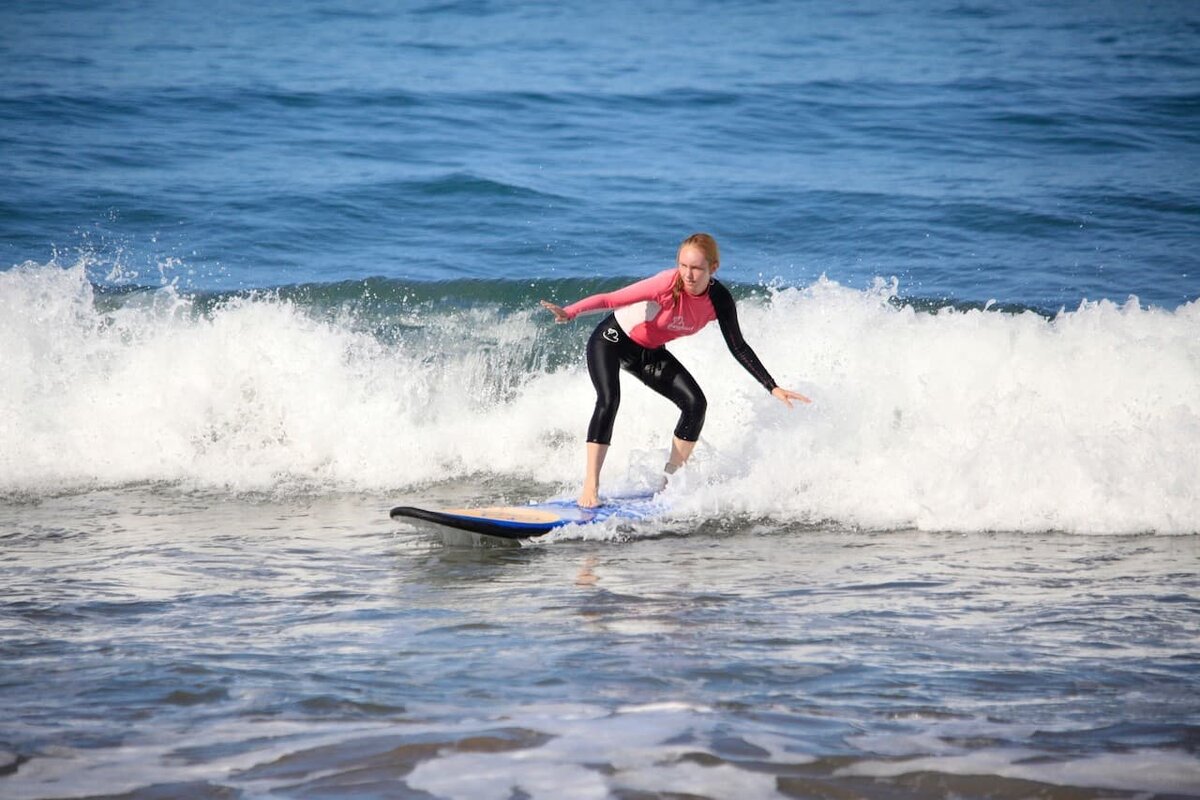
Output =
[
  {"x1": 2, "y1": 1, "x2": 1199, "y2": 798},
  {"x1": 4, "y1": 0, "x2": 1197, "y2": 307}
]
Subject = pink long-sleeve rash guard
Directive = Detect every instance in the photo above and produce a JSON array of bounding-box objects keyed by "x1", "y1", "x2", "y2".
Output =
[
  {"x1": 563, "y1": 268, "x2": 779, "y2": 392},
  {"x1": 563, "y1": 269, "x2": 715, "y2": 349}
]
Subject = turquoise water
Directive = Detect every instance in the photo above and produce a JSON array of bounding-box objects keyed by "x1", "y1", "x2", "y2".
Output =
[{"x1": 2, "y1": 1, "x2": 1199, "y2": 797}]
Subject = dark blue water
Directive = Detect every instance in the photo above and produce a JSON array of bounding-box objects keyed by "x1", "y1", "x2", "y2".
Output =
[
  {"x1": 3, "y1": 0, "x2": 1198, "y2": 308},
  {"x1": 2, "y1": 1, "x2": 1199, "y2": 797}
]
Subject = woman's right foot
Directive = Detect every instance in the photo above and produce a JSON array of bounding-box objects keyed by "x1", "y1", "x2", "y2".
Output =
[{"x1": 578, "y1": 487, "x2": 600, "y2": 508}]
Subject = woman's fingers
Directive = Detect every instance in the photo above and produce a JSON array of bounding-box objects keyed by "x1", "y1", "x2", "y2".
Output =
[
  {"x1": 540, "y1": 300, "x2": 569, "y2": 323},
  {"x1": 773, "y1": 387, "x2": 812, "y2": 407}
]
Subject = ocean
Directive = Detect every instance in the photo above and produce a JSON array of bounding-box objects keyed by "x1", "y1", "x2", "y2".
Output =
[{"x1": 2, "y1": 0, "x2": 1198, "y2": 797}]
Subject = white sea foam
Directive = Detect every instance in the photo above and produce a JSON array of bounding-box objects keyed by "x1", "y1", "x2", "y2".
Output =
[
  {"x1": 665, "y1": 276, "x2": 1200, "y2": 534},
  {"x1": 839, "y1": 716, "x2": 1200, "y2": 794},
  {"x1": 405, "y1": 701, "x2": 784, "y2": 800},
  {"x1": 837, "y1": 747, "x2": 1200, "y2": 795},
  {"x1": 9, "y1": 696, "x2": 1195, "y2": 798},
  {"x1": 0, "y1": 700, "x2": 781, "y2": 800},
  {"x1": 2, "y1": 261, "x2": 1197, "y2": 533}
]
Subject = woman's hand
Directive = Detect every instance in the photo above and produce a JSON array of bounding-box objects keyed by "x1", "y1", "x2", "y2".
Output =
[
  {"x1": 772, "y1": 386, "x2": 812, "y2": 408},
  {"x1": 540, "y1": 300, "x2": 570, "y2": 324}
]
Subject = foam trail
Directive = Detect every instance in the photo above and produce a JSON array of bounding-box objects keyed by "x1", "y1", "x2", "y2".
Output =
[{"x1": 2, "y1": 262, "x2": 1197, "y2": 533}]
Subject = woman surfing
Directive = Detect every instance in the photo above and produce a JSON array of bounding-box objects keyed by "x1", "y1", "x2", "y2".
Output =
[{"x1": 541, "y1": 233, "x2": 810, "y2": 507}]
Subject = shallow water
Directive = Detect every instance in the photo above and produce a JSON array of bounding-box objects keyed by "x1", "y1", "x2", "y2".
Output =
[{"x1": 1, "y1": 489, "x2": 1198, "y2": 798}]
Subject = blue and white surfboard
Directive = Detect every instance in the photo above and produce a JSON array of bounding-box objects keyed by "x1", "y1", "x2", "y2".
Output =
[{"x1": 390, "y1": 493, "x2": 661, "y2": 541}]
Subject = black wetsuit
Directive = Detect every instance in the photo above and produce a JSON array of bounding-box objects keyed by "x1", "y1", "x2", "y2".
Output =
[{"x1": 584, "y1": 280, "x2": 777, "y2": 445}]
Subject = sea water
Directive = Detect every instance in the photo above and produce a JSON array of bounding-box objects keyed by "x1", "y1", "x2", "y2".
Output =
[{"x1": 2, "y1": 1, "x2": 1198, "y2": 797}]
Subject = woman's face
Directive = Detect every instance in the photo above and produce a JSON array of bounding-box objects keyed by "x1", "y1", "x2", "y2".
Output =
[{"x1": 677, "y1": 244, "x2": 716, "y2": 296}]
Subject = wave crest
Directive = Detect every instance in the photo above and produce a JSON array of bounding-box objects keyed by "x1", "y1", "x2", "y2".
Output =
[{"x1": 2, "y1": 261, "x2": 1197, "y2": 534}]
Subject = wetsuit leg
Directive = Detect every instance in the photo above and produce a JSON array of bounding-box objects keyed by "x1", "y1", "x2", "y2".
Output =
[
  {"x1": 632, "y1": 349, "x2": 707, "y2": 442},
  {"x1": 584, "y1": 317, "x2": 626, "y2": 445}
]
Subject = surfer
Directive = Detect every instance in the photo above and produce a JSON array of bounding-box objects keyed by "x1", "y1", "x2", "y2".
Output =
[{"x1": 541, "y1": 233, "x2": 810, "y2": 508}]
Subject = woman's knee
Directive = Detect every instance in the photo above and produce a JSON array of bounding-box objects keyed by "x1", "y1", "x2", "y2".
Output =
[
  {"x1": 674, "y1": 408, "x2": 705, "y2": 442},
  {"x1": 673, "y1": 386, "x2": 705, "y2": 440},
  {"x1": 594, "y1": 394, "x2": 620, "y2": 422},
  {"x1": 675, "y1": 381, "x2": 706, "y2": 417},
  {"x1": 587, "y1": 394, "x2": 620, "y2": 444}
]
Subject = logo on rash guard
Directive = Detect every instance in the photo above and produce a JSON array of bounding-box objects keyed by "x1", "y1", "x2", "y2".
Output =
[
  {"x1": 666, "y1": 314, "x2": 694, "y2": 332},
  {"x1": 603, "y1": 327, "x2": 620, "y2": 343}
]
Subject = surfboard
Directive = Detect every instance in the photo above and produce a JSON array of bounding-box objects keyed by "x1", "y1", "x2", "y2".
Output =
[{"x1": 390, "y1": 493, "x2": 660, "y2": 541}]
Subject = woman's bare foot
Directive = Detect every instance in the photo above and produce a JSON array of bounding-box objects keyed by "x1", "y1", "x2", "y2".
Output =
[{"x1": 578, "y1": 486, "x2": 600, "y2": 508}]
